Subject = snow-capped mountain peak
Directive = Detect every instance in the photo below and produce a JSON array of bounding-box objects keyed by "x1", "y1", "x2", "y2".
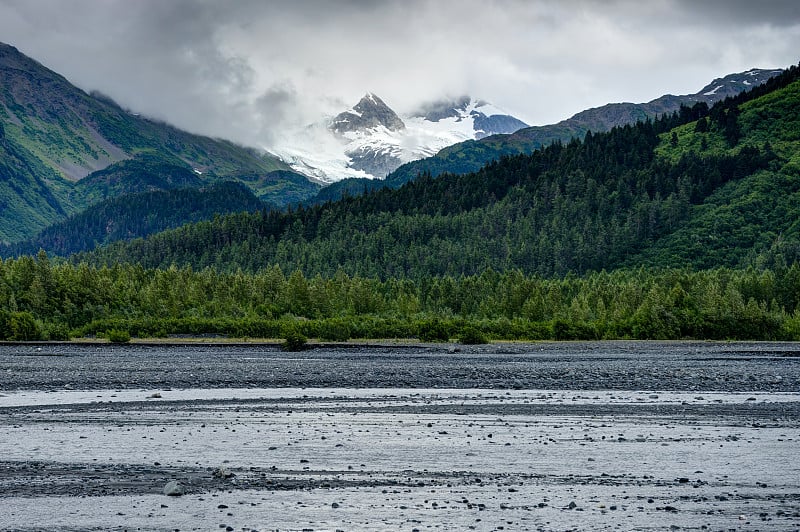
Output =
[
  {"x1": 331, "y1": 92, "x2": 405, "y2": 134},
  {"x1": 270, "y1": 93, "x2": 529, "y2": 183}
]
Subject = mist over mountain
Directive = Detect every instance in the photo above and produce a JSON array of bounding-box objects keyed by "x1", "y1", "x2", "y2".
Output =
[
  {"x1": 270, "y1": 93, "x2": 528, "y2": 183},
  {"x1": 79, "y1": 63, "x2": 800, "y2": 281}
]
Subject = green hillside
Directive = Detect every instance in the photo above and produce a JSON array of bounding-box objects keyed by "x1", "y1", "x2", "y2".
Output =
[
  {"x1": 0, "y1": 42, "x2": 318, "y2": 241},
  {"x1": 0, "y1": 134, "x2": 72, "y2": 242},
  {"x1": 2, "y1": 181, "x2": 268, "y2": 257},
  {"x1": 384, "y1": 69, "x2": 784, "y2": 188}
]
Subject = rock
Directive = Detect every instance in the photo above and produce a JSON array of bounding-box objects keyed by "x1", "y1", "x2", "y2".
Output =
[
  {"x1": 212, "y1": 467, "x2": 235, "y2": 479},
  {"x1": 163, "y1": 481, "x2": 184, "y2": 496}
]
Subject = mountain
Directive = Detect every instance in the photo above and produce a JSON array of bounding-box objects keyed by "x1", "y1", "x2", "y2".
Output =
[
  {"x1": 413, "y1": 95, "x2": 529, "y2": 139},
  {"x1": 382, "y1": 68, "x2": 783, "y2": 188},
  {"x1": 331, "y1": 92, "x2": 405, "y2": 134},
  {"x1": 270, "y1": 93, "x2": 528, "y2": 183},
  {"x1": 0, "y1": 42, "x2": 318, "y2": 242},
  {"x1": 80, "y1": 63, "x2": 800, "y2": 279}
]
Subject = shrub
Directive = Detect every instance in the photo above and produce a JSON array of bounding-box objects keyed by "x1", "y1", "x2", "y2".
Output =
[
  {"x1": 416, "y1": 318, "x2": 450, "y2": 342},
  {"x1": 8, "y1": 312, "x2": 43, "y2": 341},
  {"x1": 318, "y1": 319, "x2": 351, "y2": 342},
  {"x1": 106, "y1": 329, "x2": 131, "y2": 343},
  {"x1": 282, "y1": 327, "x2": 308, "y2": 351},
  {"x1": 44, "y1": 323, "x2": 71, "y2": 341},
  {"x1": 459, "y1": 326, "x2": 488, "y2": 345}
]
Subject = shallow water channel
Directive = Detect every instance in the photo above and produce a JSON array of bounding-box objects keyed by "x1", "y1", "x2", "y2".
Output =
[{"x1": 1, "y1": 341, "x2": 798, "y2": 531}]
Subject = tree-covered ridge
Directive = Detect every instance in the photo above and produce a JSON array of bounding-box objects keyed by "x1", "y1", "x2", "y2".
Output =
[
  {"x1": 1, "y1": 181, "x2": 268, "y2": 258},
  {"x1": 632, "y1": 68, "x2": 800, "y2": 270},
  {"x1": 80, "y1": 64, "x2": 800, "y2": 278},
  {"x1": 1, "y1": 254, "x2": 798, "y2": 342}
]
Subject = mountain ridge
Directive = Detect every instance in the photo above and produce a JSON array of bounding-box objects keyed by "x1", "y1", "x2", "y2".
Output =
[
  {"x1": 384, "y1": 68, "x2": 783, "y2": 188},
  {"x1": 308, "y1": 67, "x2": 783, "y2": 204}
]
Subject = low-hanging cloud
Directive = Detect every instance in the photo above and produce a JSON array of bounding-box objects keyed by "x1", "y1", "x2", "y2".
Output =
[{"x1": 0, "y1": 0, "x2": 798, "y2": 150}]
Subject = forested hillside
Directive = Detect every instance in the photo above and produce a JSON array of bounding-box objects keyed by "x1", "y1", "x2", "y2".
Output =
[
  {"x1": 2, "y1": 181, "x2": 268, "y2": 257},
  {"x1": 82, "y1": 64, "x2": 800, "y2": 279}
]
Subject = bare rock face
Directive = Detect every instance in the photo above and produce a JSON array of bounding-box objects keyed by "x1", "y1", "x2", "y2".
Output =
[{"x1": 331, "y1": 93, "x2": 405, "y2": 135}]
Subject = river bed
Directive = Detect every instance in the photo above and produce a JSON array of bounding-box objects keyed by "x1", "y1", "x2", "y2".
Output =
[{"x1": 1, "y1": 341, "x2": 798, "y2": 531}]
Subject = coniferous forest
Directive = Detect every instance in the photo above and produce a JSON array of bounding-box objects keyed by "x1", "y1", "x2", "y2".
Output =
[{"x1": 2, "y1": 64, "x2": 800, "y2": 343}]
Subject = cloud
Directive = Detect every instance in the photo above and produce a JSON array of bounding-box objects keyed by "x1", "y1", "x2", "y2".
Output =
[{"x1": 0, "y1": 0, "x2": 798, "y2": 149}]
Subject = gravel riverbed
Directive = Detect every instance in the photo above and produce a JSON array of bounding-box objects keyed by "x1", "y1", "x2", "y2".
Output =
[{"x1": 0, "y1": 341, "x2": 798, "y2": 531}]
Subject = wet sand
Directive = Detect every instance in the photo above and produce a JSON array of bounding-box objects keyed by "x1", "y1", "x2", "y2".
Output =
[{"x1": 1, "y1": 342, "x2": 798, "y2": 531}]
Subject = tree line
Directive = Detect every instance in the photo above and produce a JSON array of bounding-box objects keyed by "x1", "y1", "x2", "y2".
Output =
[{"x1": 1, "y1": 253, "x2": 798, "y2": 342}]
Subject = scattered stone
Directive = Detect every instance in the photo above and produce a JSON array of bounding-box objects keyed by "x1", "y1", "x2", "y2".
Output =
[
  {"x1": 163, "y1": 481, "x2": 184, "y2": 496},
  {"x1": 212, "y1": 467, "x2": 235, "y2": 479}
]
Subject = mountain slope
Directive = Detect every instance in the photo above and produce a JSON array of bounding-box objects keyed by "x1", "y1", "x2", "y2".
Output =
[
  {"x1": 79, "y1": 63, "x2": 800, "y2": 278},
  {"x1": 0, "y1": 42, "x2": 317, "y2": 241},
  {"x1": 628, "y1": 75, "x2": 800, "y2": 269},
  {"x1": 0, "y1": 133, "x2": 72, "y2": 242}
]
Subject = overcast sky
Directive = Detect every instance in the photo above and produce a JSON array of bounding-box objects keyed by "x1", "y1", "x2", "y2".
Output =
[{"x1": 1, "y1": 0, "x2": 799, "y2": 149}]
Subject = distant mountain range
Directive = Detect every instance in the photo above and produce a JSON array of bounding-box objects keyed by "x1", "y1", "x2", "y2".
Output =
[
  {"x1": 312, "y1": 68, "x2": 783, "y2": 203},
  {"x1": 0, "y1": 39, "x2": 788, "y2": 256},
  {"x1": 270, "y1": 93, "x2": 528, "y2": 183}
]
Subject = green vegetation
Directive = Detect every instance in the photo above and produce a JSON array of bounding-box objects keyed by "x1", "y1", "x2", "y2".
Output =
[
  {"x1": 76, "y1": 65, "x2": 800, "y2": 281},
  {"x1": 282, "y1": 326, "x2": 308, "y2": 351},
  {"x1": 0, "y1": 310, "x2": 42, "y2": 341},
  {"x1": 2, "y1": 181, "x2": 269, "y2": 257},
  {"x1": 2, "y1": 46, "x2": 799, "y2": 343},
  {"x1": 1, "y1": 254, "x2": 799, "y2": 341},
  {"x1": 459, "y1": 325, "x2": 488, "y2": 345},
  {"x1": 104, "y1": 329, "x2": 131, "y2": 343}
]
